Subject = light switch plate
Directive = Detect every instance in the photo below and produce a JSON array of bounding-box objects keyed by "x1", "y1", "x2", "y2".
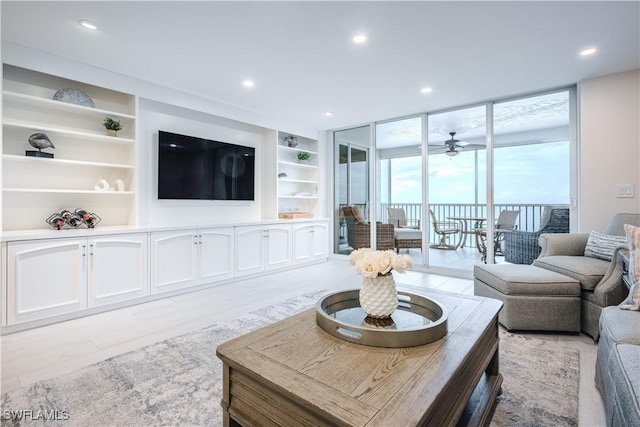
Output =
[{"x1": 616, "y1": 184, "x2": 634, "y2": 198}]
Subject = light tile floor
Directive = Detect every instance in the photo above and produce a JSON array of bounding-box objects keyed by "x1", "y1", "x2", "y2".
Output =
[{"x1": 0, "y1": 256, "x2": 605, "y2": 425}]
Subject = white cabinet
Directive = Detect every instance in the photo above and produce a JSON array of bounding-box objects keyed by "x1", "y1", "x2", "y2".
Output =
[
  {"x1": 293, "y1": 221, "x2": 329, "y2": 264},
  {"x1": 2, "y1": 65, "x2": 137, "y2": 231},
  {"x1": 6, "y1": 233, "x2": 148, "y2": 325},
  {"x1": 199, "y1": 227, "x2": 235, "y2": 283},
  {"x1": 235, "y1": 224, "x2": 292, "y2": 276},
  {"x1": 277, "y1": 132, "x2": 319, "y2": 218},
  {"x1": 88, "y1": 234, "x2": 148, "y2": 307},
  {"x1": 150, "y1": 227, "x2": 234, "y2": 294}
]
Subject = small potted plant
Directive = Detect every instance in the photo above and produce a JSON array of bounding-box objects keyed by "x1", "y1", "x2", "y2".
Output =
[
  {"x1": 103, "y1": 117, "x2": 122, "y2": 136},
  {"x1": 297, "y1": 151, "x2": 311, "y2": 163}
]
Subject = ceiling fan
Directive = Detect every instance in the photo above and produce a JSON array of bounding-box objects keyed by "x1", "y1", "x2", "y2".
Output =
[
  {"x1": 443, "y1": 132, "x2": 468, "y2": 156},
  {"x1": 427, "y1": 131, "x2": 485, "y2": 156}
]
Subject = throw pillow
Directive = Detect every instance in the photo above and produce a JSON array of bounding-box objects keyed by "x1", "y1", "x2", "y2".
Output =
[
  {"x1": 352, "y1": 206, "x2": 367, "y2": 224},
  {"x1": 584, "y1": 231, "x2": 628, "y2": 261},
  {"x1": 621, "y1": 224, "x2": 640, "y2": 311}
]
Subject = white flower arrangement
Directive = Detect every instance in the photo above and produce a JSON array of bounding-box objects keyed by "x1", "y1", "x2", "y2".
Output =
[{"x1": 349, "y1": 248, "x2": 413, "y2": 278}]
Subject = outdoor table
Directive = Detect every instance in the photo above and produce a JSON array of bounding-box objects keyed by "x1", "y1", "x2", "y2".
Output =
[{"x1": 447, "y1": 216, "x2": 487, "y2": 249}]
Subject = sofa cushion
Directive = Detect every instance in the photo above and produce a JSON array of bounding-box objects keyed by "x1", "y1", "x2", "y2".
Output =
[
  {"x1": 351, "y1": 206, "x2": 367, "y2": 224},
  {"x1": 599, "y1": 306, "x2": 640, "y2": 346},
  {"x1": 607, "y1": 344, "x2": 640, "y2": 427},
  {"x1": 474, "y1": 264, "x2": 580, "y2": 296},
  {"x1": 533, "y1": 255, "x2": 610, "y2": 290},
  {"x1": 584, "y1": 231, "x2": 628, "y2": 261}
]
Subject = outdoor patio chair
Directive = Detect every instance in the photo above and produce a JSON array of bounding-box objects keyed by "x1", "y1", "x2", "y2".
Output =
[
  {"x1": 342, "y1": 206, "x2": 395, "y2": 251},
  {"x1": 503, "y1": 207, "x2": 570, "y2": 264},
  {"x1": 429, "y1": 209, "x2": 460, "y2": 250},
  {"x1": 476, "y1": 209, "x2": 520, "y2": 262},
  {"x1": 387, "y1": 207, "x2": 420, "y2": 229}
]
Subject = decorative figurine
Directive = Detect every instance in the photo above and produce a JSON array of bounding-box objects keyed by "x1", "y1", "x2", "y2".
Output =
[
  {"x1": 27, "y1": 132, "x2": 55, "y2": 158},
  {"x1": 285, "y1": 134, "x2": 299, "y2": 148}
]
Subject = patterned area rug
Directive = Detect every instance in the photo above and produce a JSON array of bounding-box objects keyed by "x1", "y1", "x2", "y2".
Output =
[
  {"x1": 492, "y1": 331, "x2": 580, "y2": 426},
  {"x1": 1, "y1": 290, "x2": 579, "y2": 426}
]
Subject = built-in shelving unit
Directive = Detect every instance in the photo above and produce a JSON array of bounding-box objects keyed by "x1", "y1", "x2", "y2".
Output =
[
  {"x1": 276, "y1": 132, "x2": 319, "y2": 217},
  {"x1": 2, "y1": 65, "x2": 137, "y2": 231}
]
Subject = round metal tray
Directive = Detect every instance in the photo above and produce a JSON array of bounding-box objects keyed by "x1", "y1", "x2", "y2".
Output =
[{"x1": 316, "y1": 289, "x2": 448, "y2": 348}]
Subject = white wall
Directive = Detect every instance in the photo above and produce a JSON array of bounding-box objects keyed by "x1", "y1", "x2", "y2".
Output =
[
  {"x1": 1, "y1": 43, "x2": 320, "y2": 228},
  {"x1": 578, "y1": 69, "x2": 640, "y2": 232},
  {"x1": 138, "y1": 99, "x2": 267, "y2": 226}
]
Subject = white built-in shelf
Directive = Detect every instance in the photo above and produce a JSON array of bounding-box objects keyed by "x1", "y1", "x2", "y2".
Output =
[
  {"x1": 278, "y1": 178, "x2": 318, "y2": 184},
  {"x1": 278, "y1": 195, "x2": 318, "y2": 200},
  {"x1": 3, "y1": 188, "x2": 135, "y2": 195},
  {"x1": 278, "y1": 160, "x2": 317, "y2": 169},
  {"x1": 2, "y1": 90, "x2": 136, "y2": 120},
  {"x1": 2, "y1": 64, "x2": 137, "y2": 232},
  {"x1": 278, "y1": 145, "x2": 319, "y2": 156},
  {"x1": 3, "y1": 118, "x2": 135, "y2": 145},
  {"x1": 275, "y1": 131, "x2": 320, "y2": 218},
  {"x1": 3, "y1": 154, "x2": 134, "y2": 169}
]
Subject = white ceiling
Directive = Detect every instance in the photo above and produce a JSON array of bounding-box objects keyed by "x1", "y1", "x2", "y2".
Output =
[{"x1": 2, "y1": 1, "x2": 639, "y2": 133}]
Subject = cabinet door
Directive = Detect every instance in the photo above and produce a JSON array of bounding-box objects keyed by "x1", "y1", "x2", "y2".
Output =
[
  {"x1": 292, "y1": 224, "x2": 313, "y2": 264},
  {"x1": 266, "y1": 224, "x2": 292, "y2": 271},
  {"x1": 235, "y1": 226, "x2": 266, "y2": 276},
  {"x1": 88, "y1": 233, "x2": 148, "y2": 307},
  {"x1": 199, "y1": 227, "x2": 234, "y2": 283},
  {"x1": 310, "y1": 222, "x2": 329, "y2": 260},
  {"x1": 150, "y1": 230, "x2": 198, "y2": 294},
  {"x1": 7, "y1": 238, "x2": 86, "y2": 324}
]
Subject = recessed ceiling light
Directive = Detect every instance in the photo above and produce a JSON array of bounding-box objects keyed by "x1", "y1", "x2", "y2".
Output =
[
  {"x1": 420, "y1": 87, "x2": 433, "y2": 94},
  {"x1": 353, "y1": 34, "x2": 367, "y2": 44},
  {"x1": 242, "y1": 80, "x2": 254, "y2": 88},
  {"x1": 324, "y1": 112, "x2": 333, "y2": 117},
  {"x1": 580, "y1": 47, "x2": 597, "y2": 56},
  {"x1": 79, "y1": 20, "x2": 98, "y2": 30}
]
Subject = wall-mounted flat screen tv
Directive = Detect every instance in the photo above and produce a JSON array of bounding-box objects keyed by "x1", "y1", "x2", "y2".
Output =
[{"x1": 158, "y1": 130, "x2": 255, "y2": 201}]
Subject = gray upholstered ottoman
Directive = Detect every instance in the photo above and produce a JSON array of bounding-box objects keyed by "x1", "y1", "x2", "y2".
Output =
[{"x1": 474, "y1": 264, "x2": 581, "y2": 332}]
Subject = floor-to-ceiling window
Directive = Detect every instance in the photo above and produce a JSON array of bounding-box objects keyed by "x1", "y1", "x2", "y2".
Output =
[
  {"x1": 376, "y1": 116, "x2": 423, "y2": 264},
  {"x1": 427, "y1": 105, "x2": 487, "y2": 271},
  {"x1": 492, "y1": 91, "x2": 571, "y2": 229},
  {"x1": 332, "y1": 88, "x2": 574, "y2": 273}
]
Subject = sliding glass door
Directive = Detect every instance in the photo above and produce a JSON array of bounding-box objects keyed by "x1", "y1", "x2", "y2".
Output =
[
  {"x1": 334, "y1": 126, "x2": 371, "y2": 255},
  {"x1": 427, "y1": 106, "x2": 487, "y2": 271}
]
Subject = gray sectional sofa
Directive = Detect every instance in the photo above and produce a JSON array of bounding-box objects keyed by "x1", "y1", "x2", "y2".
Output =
[
  {"x1": 533, "y1": 213, "x2": 640, "y2": 339},
  {"x1": 595, "y1": 253, "x2": 640, "y2": 427}
]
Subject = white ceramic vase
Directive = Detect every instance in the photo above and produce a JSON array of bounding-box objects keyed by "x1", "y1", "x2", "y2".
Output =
[{"x1": 359, "y1": 274, "x2": 398, "y2": 319}]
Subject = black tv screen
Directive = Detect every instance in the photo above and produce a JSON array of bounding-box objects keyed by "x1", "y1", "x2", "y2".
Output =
[{"x1": 158, "y1": 131, "x2": 255, "y2": 201}]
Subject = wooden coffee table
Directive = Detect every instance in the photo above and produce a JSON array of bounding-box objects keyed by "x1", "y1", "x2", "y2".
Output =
[{"x1": 216, "y1": 289, "x2": 503, "y2": 426}]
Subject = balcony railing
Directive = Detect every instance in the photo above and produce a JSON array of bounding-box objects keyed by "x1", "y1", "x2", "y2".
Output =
[{"x1": 380, "y1": 203, "x2": 569, "y2": 244}]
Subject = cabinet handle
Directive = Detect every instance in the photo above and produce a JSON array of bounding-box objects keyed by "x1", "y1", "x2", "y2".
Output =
[
  {"x1": 82, "y1": 244, "x2": 86, "y2": 257},
  {"x1": 89, "y1": 244, "x2": 94, "y2": 256},
  {"x1": 199, "y1": 234, "x2": 203, "y2": 245}
]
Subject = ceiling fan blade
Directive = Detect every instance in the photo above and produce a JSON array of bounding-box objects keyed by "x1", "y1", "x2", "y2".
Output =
[{"x1": 428, "y1": 145, "x2": 448, "y2": 154}]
